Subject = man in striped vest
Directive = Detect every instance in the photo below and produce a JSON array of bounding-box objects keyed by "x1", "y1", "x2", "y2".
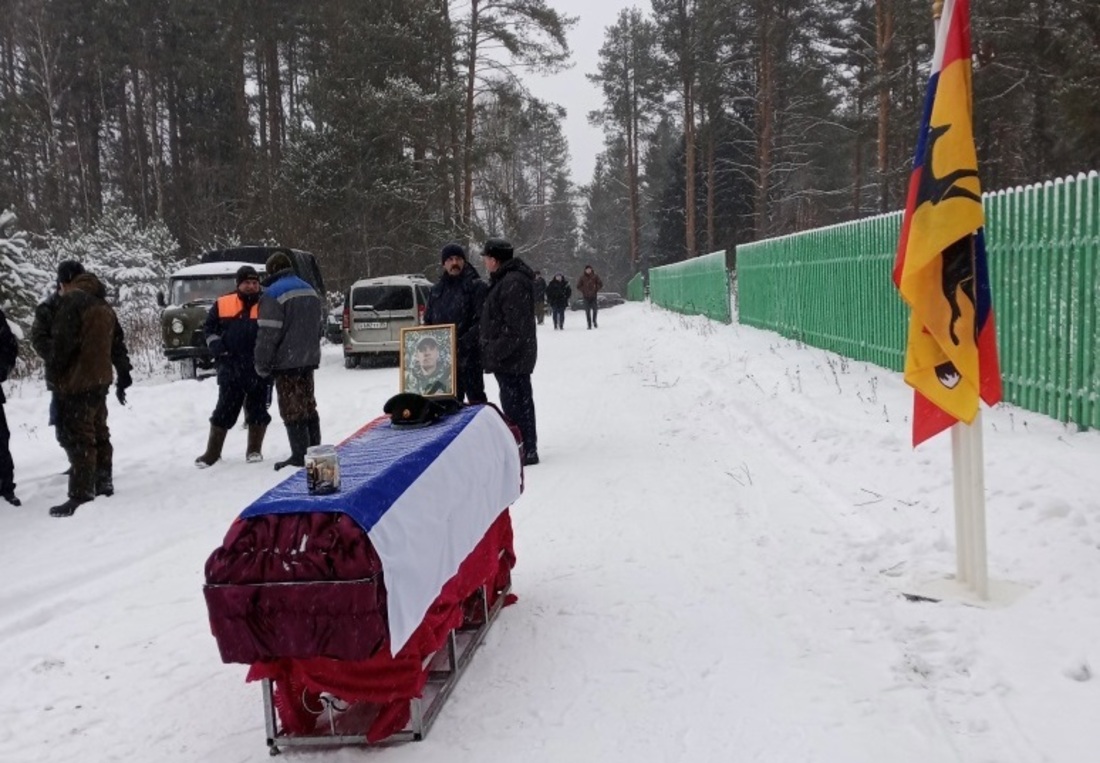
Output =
[{"x1": 195, "y1": 265, "x2": 272, "y2": 467}]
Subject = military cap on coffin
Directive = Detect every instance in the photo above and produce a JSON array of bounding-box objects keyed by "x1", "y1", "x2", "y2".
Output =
[{"x1": 383, "y1": 393, "x2": 462, "y2": 428}]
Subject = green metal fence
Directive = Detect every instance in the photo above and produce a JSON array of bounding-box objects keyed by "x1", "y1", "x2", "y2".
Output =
[
  {"x1": 649, "y1": 249, "x2": 732, "y2": 324},
  {"x1": 737, "y1": 172, "x2": 1100, "y2": 430},
  {"x1": 627, "y1": 273, "x2": 645, "y2": 301}
]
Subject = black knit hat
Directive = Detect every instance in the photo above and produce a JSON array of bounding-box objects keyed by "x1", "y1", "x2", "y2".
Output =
[
  {"x1": 481, "y1": 237, "x2": 514, "y2": 261},
  {"x1": 236, "y1": 265, "x2": 260, "y2": 285},
  {"x1": 265, "y1": 251, "x2": 293, "y2": 275},
  {"x1": 440, "y1": 242, "x2": 466, "y2": 264},
  {"x1": 56, "y1": 260, "x2": 85, "y2": 285}
]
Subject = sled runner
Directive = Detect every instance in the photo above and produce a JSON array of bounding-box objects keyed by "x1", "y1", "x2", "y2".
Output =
[{"x1": 203, "y1": 403, "x2": 523, "y2": 752}]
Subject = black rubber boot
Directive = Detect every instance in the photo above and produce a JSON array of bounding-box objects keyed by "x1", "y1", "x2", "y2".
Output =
[
  {"x1": 95, "y1": 470, "x2": 114, "y2": 497},
  {"x1": 49, "y1": 495, "x2": 92, "y2": 518},
  {"x1": 306, "y1": 414, "x2": 321, "y2": 447},
  {"x1": 274, "y1": 422, "x2": 311, "y2": 471}
]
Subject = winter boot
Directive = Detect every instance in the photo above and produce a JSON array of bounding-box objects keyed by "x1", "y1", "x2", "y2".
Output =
[
  {"x1": 95, "y1": 470, "x2": 114, "y2": 497},
  {"x1": 1, "y1": 489, "x2": 20, "y2": 507},
  {"x1": 49, "y1": 494, "x2": 92, "y2": 518},
  {"x1": 246, "y1": 423, "x2": 268, "y2": 463},
  {"x1": 306, "y1": 414, "x2": 322, "y2": 447},
  {"x1": 195, "y1": 426, "x2": 229, "y2": 469},
  {"x1": 274, "y1": 422, "x2": 311, "y2": 471}
]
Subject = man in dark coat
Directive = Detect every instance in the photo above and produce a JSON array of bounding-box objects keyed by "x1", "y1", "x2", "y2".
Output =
[
  {"x1": 576, "y1": 264, "x2": 604, "y2": 329},
  {"x1": 0, "y1": 306, "x2": 19, "y2": 506},
  {"x1": 532, "y1": 270, "x2": 547, "y2": 325},
  {"x1": 424, "y1": 242, "x2": 489, "y2": 403},
  {"x1": 255, "y1": 251, "x2": 323, "y2": 470},
  {"x1": 31, "y1": 260, "x2": 132, "y2": 461},
  {"x1": 46, "y1": 272, "x2": 125, "y2": 517},
  {"x1": 545, "y1": 272, "x2": 571, "y2": 330},
  {"x1": 195, "y1": 265, "x2": 271, "y2": 467},
  {"x1": 479, "y1": 237, "x2": 540, "y2": 465}
]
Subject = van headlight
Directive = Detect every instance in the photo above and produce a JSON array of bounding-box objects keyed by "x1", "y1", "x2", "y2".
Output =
[{"x1": 171, "y1": 318, "x2": 185, "y2": 334}]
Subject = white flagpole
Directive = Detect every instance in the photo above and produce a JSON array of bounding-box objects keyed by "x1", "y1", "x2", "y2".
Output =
[{"x1": 934, "y1": 0, "x2": 991, "y2": 602}]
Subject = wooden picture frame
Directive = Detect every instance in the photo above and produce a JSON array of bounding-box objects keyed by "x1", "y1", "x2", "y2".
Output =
[{"x1": 399, "y1": 324, "x2": 458, "y2": 398}]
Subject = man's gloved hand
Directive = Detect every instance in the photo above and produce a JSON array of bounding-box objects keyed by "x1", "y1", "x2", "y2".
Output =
[{"x1": 116, "y1": 369, "x2": 133, "y2": 405}]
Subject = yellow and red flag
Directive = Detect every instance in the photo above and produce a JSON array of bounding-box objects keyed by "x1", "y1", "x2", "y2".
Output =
[{"x1": 893, "y1": 0, "x2": 1002, "y2": 447}]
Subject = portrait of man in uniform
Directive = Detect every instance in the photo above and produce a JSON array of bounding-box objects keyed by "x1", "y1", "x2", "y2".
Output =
[{"x1": 400, "y1": 324, "x2": 457, "y2": 398}]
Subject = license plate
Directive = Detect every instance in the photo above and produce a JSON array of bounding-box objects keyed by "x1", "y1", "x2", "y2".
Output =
[{"x1": 355, "y1": 321, "x2": 386, "y2": 330}]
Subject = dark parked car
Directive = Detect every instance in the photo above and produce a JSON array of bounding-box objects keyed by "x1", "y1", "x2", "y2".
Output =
[
  {"x1": 570, "y1": 291, "x2": 625, "y2": 311},
  {"x1": 325, "y1": 307, "x2": 343, "y2": 344}
]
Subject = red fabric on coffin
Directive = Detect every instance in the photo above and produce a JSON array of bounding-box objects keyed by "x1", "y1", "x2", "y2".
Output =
[
  {"x1": 204, "y1": 511, "x2": 387, "y2": 663},
  {"x1": 246, "y1": 509, "x2": 516, "y2": 742}
]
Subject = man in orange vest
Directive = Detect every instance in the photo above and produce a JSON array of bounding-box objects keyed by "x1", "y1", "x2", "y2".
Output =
[{"x1": 195, "y1": 265, "x2": 271, "y2": 467}]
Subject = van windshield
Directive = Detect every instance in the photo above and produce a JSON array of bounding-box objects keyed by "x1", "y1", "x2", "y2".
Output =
[
  {"x1": 352, "y1": 285, "x2": 413, "y2": 311},
  {"x1": 170, "y1": 275, "x2": 238, "y2": 306}
]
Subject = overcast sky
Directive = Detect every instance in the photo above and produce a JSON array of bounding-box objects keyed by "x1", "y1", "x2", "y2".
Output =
[{"x1": 523, "y1": 0, "x2": 647, "y2": 186}]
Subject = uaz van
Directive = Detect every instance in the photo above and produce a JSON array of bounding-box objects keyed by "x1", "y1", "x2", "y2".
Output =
[
  {"x1": 157, "y1": 246, "x2": 325, "y2": 378},
  {"x1": 342, "y1": 275, "x2": 432, "y2": 368},
  {"x1": 157, "y1": 261, "x2": 263, "y2": 378}
]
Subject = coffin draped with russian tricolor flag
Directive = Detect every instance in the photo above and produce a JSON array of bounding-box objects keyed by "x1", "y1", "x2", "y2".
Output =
[{"x1": 203, "y1": 403, "x2": 523, "y2": 742}]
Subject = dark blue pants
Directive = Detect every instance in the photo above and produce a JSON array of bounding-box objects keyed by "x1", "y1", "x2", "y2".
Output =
[
  {"x1": 211, "y1": 375, "x2": 273, "y2": 429},
  {"x1": 494, "y1": 372, "x2": 536, "y2": 456},
  {"x1": 458, "y1": 360, "x2": 487, "y2": 404},
  {"x1": 551, "y1": 306, "x2": 566, "y2": 329}
]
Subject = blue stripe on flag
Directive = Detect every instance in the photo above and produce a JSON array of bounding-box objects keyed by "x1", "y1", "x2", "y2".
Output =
[{"x1": 240, "y1": 405, "x2": 482, "y2": 532}]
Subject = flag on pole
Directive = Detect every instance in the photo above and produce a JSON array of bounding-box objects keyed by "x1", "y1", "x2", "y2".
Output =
[{"x1": 893, "y1": 0, "x2": 1002, "y2": 447}]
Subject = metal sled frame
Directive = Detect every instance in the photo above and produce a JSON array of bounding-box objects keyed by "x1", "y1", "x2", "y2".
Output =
[{"x1": 261, "y1": 581, "x2": 508, "y2": 755}]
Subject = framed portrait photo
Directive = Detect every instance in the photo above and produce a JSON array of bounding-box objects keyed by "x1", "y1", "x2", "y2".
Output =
[{"x1": 399, "y1": 324, "x2": 458, "y2": 398}]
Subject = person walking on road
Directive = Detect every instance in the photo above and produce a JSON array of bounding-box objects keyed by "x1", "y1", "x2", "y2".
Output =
[
  {"x1": 576, "y1": 264, "x2": 603, "y2": 329},
  {"x1": 195, "y1": 265, "x2": 271, "y2": 467},
  {"x1": 545, "y1": 273, "x2": 571, "y2": 330},
  {"x1": 479, "y1": 237, "x2": 540, "y2": 466}
]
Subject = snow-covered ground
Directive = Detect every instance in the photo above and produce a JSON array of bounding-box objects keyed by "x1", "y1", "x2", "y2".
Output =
[{"x1": 2, "y1": 301, "x2": 1098, "y2": 762}]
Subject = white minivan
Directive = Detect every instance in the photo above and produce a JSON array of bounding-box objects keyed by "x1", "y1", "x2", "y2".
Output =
[{"x1": 341, "y1": 275, "x2": 433, "y2": 368}]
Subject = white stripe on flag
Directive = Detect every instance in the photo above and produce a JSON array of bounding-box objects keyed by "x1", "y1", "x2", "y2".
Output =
[{"x1": 368, "y1": 407, "x2": 522, "y2": 655}]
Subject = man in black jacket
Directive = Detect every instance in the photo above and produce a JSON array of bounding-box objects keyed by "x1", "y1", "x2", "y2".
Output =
[
  {"x1": 479, "y1": 237, "x2": 539, "y2": 466},
  {"x1": 545, "y1": 273, "x2": 571, "y2": 330},
  {"x1": 424, "y1": 242, "x2": 489, "y2": 403},
  {"x1": 0, "y1": 306, "x2": 19, "y2": 506},
  {"x1": 195, "y1": 265, "x2": 271, "y2": 467}
]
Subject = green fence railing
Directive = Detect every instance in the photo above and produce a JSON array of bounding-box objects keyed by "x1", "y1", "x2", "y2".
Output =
[
  {"x1": 649, "y1": 249, "x2": 731, "y2": 324},
  {"x1": 737, "y1": 172, "x2": 1100, "y2": 430},
  {"x1": 627, "y1": 273, "x2": 645, "y2": 301},
  {"x1": 738, "y1": 212, "x2": 906, "y2": 371}
]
